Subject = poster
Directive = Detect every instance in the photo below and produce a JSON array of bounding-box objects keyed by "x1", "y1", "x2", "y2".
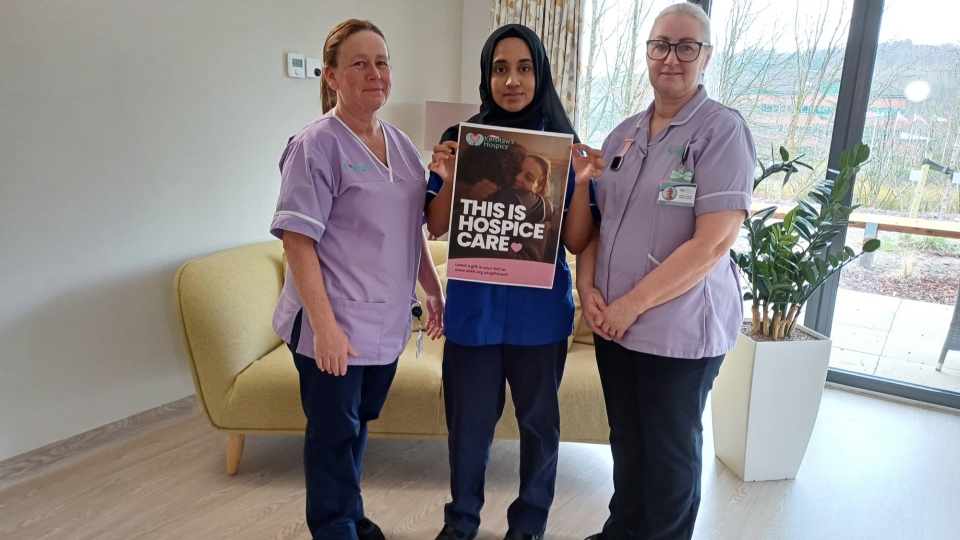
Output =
[{"x1": 446, "y1": 122, "x2": 573, "y2": 289}]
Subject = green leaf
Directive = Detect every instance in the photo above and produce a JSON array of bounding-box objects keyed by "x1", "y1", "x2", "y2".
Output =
[
  {"x1": 780, "y1": 146, "x2": 789, "y2": 161},
  {"x1": 752, "y1": 205, "x2": 778, "y2": 222},
  {"x1": 863, "y1": 238, "x2": 882, "y2": 253},
  {"x1": 809, "y1": 191, "x2": 829, "y2": 207},
  {"x1": 783, "y1": 207, "x2": 800, "y2": 231},
  {"x1": 797, "y1": 201, "x2": 818, "y2": 217}
]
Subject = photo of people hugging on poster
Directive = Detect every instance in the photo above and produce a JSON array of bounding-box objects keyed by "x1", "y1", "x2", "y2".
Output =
[{"x1": 447, "y1": 125, "x2": 569, "y2": 273}]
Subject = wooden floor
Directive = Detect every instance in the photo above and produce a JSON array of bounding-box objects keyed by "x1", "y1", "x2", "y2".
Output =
[{"x1": 1, "y1": 388, "x2": 959, "y2": 540}]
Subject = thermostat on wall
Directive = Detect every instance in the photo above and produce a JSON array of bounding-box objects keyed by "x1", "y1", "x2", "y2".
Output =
[
  {"x1": 306, "y1": 57, "x2": 323, "y2": 78},
  {"x1": 287, "y1": 53, "x2": 305, "y2": 78}
]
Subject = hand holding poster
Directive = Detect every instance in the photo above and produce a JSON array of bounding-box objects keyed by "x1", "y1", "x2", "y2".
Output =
[{"x1": 446, "y1": 122, "x2": 573, "y2": 289}]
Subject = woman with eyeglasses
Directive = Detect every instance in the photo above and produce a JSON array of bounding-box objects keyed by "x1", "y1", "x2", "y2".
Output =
[{"x1": 564, "y1": 3, "x2": 756, "y2": 539}]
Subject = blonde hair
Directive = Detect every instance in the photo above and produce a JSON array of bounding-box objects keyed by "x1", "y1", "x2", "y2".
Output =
[
  {"x1": 320, "y1": 19, "x2": 386, "y2": 113},
  {"x1": 524, "y1": 155, "x2": 551, "y2": 196},
  {"x1": 654, "y1": 2, "x2": 711, "y2": 43}
]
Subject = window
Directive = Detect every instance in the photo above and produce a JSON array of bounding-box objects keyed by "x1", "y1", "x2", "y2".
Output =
[
  {"x1": 706, "y1": 0, "x2": 852, "y2": 201},
  {"x1": 577, "y1": 0, "x2": 676, "y2": 148}
]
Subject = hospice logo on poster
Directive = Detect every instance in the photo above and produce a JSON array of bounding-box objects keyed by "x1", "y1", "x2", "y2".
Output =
[
  {"x1": 465, "y1": 133, "x2": 485, "y2": 146},
  {"x1": 465, "y1": 133, "x2": 515, "y2": 150}
]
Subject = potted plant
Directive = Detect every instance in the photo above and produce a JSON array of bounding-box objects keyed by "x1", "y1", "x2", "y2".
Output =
[{"x1": 711, "y1": 142, "x2": 881, "y2": 482}]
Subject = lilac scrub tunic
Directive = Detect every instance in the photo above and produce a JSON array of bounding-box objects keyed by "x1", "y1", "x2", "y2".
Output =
[
  {"x1": 270, "y1": 110, "x2": 427, "y2": 365},
  {"x1": 594, "y1": 86, "x2": 756, "y2": 359}
]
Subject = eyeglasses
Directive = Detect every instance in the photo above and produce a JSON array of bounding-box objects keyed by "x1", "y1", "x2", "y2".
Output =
[{"x1": 646, "y1": 40, "x2": 710, "y2": 62}]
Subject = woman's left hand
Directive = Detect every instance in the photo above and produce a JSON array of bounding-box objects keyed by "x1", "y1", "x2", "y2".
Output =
[
  {"x1": 571, "y1": 143, "x2": 606, "y2": 185},
  {"x1": 595, "y1": 295, "x2": 643, "y2": 340},
  {"x1": 424, "y1": 292, "x2": 445, "y2": 340},
  {"x1": 428, "y1": 141, "x2": 458, "y2": 184}
]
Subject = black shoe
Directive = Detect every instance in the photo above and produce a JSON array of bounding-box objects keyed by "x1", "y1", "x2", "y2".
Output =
[
  {"x1": 356, "y1": 518, "x2": 385, "y2": 540},
  {"x1": 435, "y1": 524, "x2": 478, "y2": 540},
  {"x1": 504, "y1": 528, "x2": 541, "y2": 540},
  {"x1": 584, "y1": 534, "x2": 604, "y2": 540}
]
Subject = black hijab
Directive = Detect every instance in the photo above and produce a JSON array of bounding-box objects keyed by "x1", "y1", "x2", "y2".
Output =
[{"x1": 440, "y1": 24, "x2": 580, "y2": 144}]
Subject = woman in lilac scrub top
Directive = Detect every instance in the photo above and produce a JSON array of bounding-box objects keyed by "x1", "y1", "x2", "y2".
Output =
[
  {"x1": 567, "y1": 4, "x2": 756, "y2": 540},
  {"x1": 269, "y1": 19, "x2": 444, "y2": 540}
]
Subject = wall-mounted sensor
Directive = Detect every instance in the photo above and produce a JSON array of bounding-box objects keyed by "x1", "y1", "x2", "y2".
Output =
[
  {"x1": 287, "y1": 53, "x2": 305, "y2": 78},
  {"x1": 306, "y1": 57, "x2": 323, "y2": 79}
]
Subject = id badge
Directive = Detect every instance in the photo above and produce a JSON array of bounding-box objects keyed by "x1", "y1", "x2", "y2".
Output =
[{"x1": 657, "y1": 182, "x2": 696, "y2": 207}]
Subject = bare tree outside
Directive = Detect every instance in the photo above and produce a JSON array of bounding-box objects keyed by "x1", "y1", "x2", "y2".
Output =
[
  {"x1": 578, "y1": 0, "x2": 673, "y2": 147},
  {"x1": 709, "y1": 0, "x2": 783, "y2": 119},
  {"x1": 578, "y1": 0, "x2": 959, "y2": 216}
]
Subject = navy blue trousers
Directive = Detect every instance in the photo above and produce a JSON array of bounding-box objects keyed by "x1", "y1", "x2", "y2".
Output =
[
  {"x1": 290, "y1": 312, "x2": 398, "y2": 540},
  {"x1": 594, "y1": 336, "x2": 723, "y2": 540},
  {"x1": 442, "y1": 338, "x2": 567, "y2": 537}
]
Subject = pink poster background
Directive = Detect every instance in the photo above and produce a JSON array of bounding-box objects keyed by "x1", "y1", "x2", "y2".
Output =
[{"x1": 446, "y1": 258, "x2": 557, "y2": 289}]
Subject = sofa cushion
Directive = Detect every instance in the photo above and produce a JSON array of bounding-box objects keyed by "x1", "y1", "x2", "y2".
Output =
[
  {"x1": 571, "y1": 287, "x2": 595, "y2": 347},
  {"x1": 176, "y1": 241, "x2": 286, "y2": 427},
  {"x1": 448, "y1": 342, "x2": 608, "y2": 444},
  {"x1": 219, "y1": 343, "x2": 306, "y2": 431},
  {"x1": 555, "y1": 343, "x2": 607, "y2": 442},
  {"x1": 427, "y1": 239, "x2": 448, "y2": 266},
  {"x1": 219, "y1": 336, "x2": 445, "y2": 436},
  {"x1": 368, "y1": 335, "x2": 445, "y2": 437},
  {"x1": 572, "y1": 311, "x2": 595, "y2": 346}
]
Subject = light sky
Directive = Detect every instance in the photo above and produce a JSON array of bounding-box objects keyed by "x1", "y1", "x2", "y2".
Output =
[
  {"x1": 706, "y1": 0, "x2": 960, "y2": 53},
  {"x1": 583, "y1": 0, "x2": 960, "y2": 63},
  {"x1": 878, "y1": 0, "x2": 960, "y2": 45}
]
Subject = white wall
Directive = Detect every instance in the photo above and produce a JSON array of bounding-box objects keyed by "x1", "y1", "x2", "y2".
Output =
[
  {"x1": 461, "y1": 0, "x2": 493, "y2": 104},
  {"x1": 0, "y1": 0, "x2": 463, "y2": 462}
]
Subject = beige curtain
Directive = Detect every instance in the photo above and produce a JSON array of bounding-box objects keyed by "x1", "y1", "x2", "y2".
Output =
[{"x1": 491, "y1": 0, "x2": 584, "y2": 125}]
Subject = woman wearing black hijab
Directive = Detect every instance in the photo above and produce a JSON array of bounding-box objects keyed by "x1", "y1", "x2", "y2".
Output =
[{"x1": 425, "y1": 24, "x2": 603, "y2": 540}]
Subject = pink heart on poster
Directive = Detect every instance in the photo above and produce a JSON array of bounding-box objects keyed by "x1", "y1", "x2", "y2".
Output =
[
  {"x1": 468, "y1": 133, "x2": 482, "y2": 144},
  {"x1": 511, "y1": 242, "x2": 522, "y2": 252}
]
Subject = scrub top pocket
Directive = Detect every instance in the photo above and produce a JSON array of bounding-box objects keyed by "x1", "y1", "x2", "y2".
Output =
[
  {"x1": 645, "y1": 193, "x2": 696, "y2": 275},
  {"x1": 328, "y1": 296, "x2": 386, "y2": 363}
]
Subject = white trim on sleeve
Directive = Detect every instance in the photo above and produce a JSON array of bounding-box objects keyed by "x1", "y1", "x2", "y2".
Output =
[
  {"x1": 695, "y1": 191, "x2": 748, "y2": 202},
  {"x1": 275, "y1": 210, "x2": 326, "y2": 230}
]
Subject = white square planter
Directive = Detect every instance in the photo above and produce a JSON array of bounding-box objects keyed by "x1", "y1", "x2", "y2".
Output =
[{"x1": 711, "y1": 323, "x2": 832, "y2": 482}]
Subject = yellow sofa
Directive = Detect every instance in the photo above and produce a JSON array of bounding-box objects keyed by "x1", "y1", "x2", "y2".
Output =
[{"x1": 173, "y1": 240, "x2": 606, "y2": 474}]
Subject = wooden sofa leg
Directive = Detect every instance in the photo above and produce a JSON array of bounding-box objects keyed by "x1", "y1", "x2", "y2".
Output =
[{"x1": 226, "y1": 433, "x2": 245, "y2": 475}]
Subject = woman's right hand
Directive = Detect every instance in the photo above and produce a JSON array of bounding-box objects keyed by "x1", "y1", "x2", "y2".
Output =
[
  {"x1": 578, "y1": 285, "x2": 611, "y2": 341},
  {"x1": 428, "y1": 141, "x2": 459, "y2": 184},
  {"x1": 571, "y1": 143, "x2": 606, "y2": 186},
  {"x1": 313, "y1": 319, "x2": 358, "y2": 376}
]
